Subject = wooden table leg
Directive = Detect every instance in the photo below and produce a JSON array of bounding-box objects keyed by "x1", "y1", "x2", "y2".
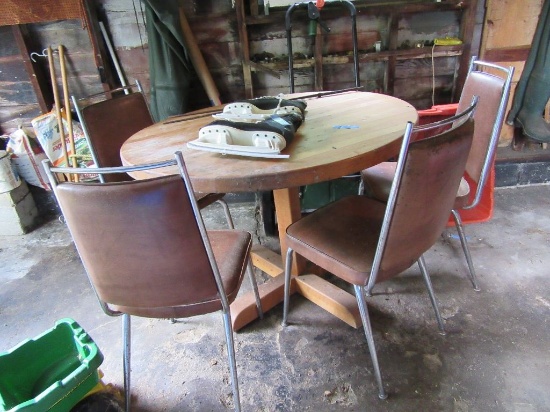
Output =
[
  {"x1": 230, "y1": 245, "x2": 362, "y2": 331},
  {"x1": 273, "y1": 187, "x2": 305, "y2": 274},
  {"x1": 230, "y1": 244, "x2": 293, "y2": 330}
]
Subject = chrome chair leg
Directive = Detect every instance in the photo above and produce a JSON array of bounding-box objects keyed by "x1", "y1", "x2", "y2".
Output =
[
  {"x1": 222, "y1": 311, "x2": 241, "y2": 412},
  {"x1": 451, "y1": 209, "x2": 481, "y2": 291},
  {"x1": 123, "y1": 314, "x2": 132, "y2": 412},
  {"x1": 358, "y1": 179, "x2": 365, "y2": 195},
  {"x1": 282, "y1": 248, "x2": 294, "y2": 327},
  {"x1": 354, "y1": 285, "x2": 387, "y2": 400},
  {"x1": 417, "y1": 256, "x2": 446, "y2": 335},
  {"x1": 216, "y1": 199, "x2": 235, "y2": 229},
  {"x1": 246, "y1": 262, "x2": 263, "y2": 318},
  {"x1": 218, "y1": 198, "x2": 263, "y2": 318}
]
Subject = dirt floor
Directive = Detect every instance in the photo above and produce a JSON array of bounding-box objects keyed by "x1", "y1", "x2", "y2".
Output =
[{"x1": 1, "y1": 185, "x2": 549, "y2": 411}]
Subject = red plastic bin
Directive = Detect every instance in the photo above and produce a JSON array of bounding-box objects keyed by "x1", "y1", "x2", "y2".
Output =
[{"x1": 418, "y1": 104, "x2": 495, "y2": 226}]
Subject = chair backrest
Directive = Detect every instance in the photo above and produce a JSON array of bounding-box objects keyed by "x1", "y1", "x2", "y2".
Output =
[
  {"x1": 368, "y1": 101, "x2": 477, "y2": 288},
  {"x1": 43, "y1": 153, "x2": 226, "y2": 314},
  {"x1": 455, "y1": 58, "x2": 514, "y2": 206},
  {"x1": 72, "y1": 82, "x2": 154, "y2": 183}
]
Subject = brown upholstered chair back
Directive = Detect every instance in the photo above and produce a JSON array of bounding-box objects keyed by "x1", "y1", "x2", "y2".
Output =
[
  {"x1": 456, "y1": 69, "x2": 508, "y2": 184},
  {"x1": 54, "y1": 174, "x2": 219, "y2": 310},
  {"x1": 79, "y1": 92, "x2": 154, "y2": 182},
  {"x1": 377, "y1": 116, "x2": 475, "y2": 282}
]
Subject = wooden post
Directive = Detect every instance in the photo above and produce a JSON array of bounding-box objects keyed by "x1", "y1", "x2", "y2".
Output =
[
  {"x1": 386, "y1": 13, "x2": 398, "y2": 95},
  {"x1": 179, "y1": 7, "x2": 222, "y2": 106},
  {"x1": 456, "y1": 0, "x2": 480, "y2": 98},
  {"x1": 314, "y1": 23, "x2": 324, "y2": 91},
  {"x1": 12, "y1": 25, "x2": 54, "y2": 114},
  {"x1": 235, "y1": 0, "x2": 254, "y2": 98},
  {"x1": 59, "y1": 45, "x2": 79, "y2": 180},
  {"x1": 81, "y1": 0, "x2": 118, "y2": 92}
]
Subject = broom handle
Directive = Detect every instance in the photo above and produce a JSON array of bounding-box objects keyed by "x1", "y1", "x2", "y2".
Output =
[
  {"x1": 59, "y1": 45, "x2": 79, "y2": 181},
  {"x1": 179, "y1": 8, "x2": 222, "y2": 106},
  {"x1": 47, "y1": 47, "x2": 71, "y2": 173}
]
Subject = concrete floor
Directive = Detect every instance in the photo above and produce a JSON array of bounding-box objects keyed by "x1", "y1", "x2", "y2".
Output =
[{"x1": 1, "y1": 185, "x2": 550, "y2": 411}]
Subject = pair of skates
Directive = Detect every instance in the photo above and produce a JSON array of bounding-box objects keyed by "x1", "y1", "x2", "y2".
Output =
[{"x1": 187, "y1": 95, "x2": 307, "y2": 158}]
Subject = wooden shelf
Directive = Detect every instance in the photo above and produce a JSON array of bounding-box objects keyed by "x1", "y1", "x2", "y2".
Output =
[
  {"x1": 236, "y1": 0, "x2": 479, "y2": 100},
  {"x1": 246, "y1": 0, "x2": 467, "y2": 24},
  {"x1": 251, "y1": 45, "x2": 463, "y2": 72}
]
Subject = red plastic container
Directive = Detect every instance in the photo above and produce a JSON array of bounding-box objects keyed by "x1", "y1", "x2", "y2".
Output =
[{"x1": 418, "y1": 104, "x2": 495, "y2": 226}]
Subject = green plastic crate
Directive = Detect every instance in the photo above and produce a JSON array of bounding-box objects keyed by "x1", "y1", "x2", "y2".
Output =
[{"x1": 0, "y1": 318, "x2": 104, "y2": 412}]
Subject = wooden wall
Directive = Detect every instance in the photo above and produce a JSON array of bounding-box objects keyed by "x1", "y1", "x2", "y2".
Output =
[
  {"x1": 0, "y1": 0, "x2": 483, "y2": 135},
  {"x1": 0, "y1": 0, "x2": 243, "y2": 134},
  {"x1": 0, "y1": 26, "x2": 42, "y2": 133},
  {"x1": 480, "y1": 0, "x2": 543, "y2": 145},
  {"x1": 246, "y1": 7, "x2": 465, "y2": 108},
  {"x1": 0, "y1": 20, "x2": 101, "y2": 134}
]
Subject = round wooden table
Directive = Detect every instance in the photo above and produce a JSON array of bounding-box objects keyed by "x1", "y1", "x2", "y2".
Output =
[{"x1": 121, "y1": 91, "x2": 417, "y2": 330}]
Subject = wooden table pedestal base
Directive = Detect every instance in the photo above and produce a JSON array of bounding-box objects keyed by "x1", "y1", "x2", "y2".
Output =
[{"x1": 230, "y1": 244, "x2": 362, "y2": 331}]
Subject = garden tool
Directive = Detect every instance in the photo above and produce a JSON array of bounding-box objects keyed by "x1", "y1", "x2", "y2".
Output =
[{"x1": 285, "y1": 0, "x2": 359, "y2": 93}]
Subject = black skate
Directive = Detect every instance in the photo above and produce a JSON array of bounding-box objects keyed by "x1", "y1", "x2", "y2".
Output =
[{"x1": 214, "y1": 95, "x2": 307, "y2": 122}]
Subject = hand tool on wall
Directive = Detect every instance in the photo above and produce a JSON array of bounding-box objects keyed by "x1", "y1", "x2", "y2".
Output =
[
  {"x1": 307, "y1": 0, "x2": 329, "y2": 42},
  {"x1": 285, "y1": 0, "x2": 359, "y2": 93}
]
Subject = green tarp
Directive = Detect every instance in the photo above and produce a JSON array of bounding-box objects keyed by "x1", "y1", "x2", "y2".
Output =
[{"x1": 143, "y1": 0, "x2": 192, "y2": 121}]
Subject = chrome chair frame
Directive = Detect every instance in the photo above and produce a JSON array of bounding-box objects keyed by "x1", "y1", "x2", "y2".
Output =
[
  {"x1": 450, "y1": 57, "x2": 514, "y2": 291},
  {"x1": 283, "y1": 100, "x2": 477, "y2": 400},
  {"x1": 359, "y1": 58, "x2": 514, "y2": 292},
  {"x1": 44, "y1": 152, "x2": 262, "y2": 412},
  {"x1": 71, "y1": 84, "x2": 262, "y2": 316}
]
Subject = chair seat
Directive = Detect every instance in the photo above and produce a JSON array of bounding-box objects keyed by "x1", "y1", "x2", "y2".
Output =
[
  {"x1": 113, "y1": 230, "x2": 251, "y2": 319},
  {"x1": 360, "y1": 162, "x2": 396, "y2": 202},
  {"x1": 287, "y1": 195, "x2": 417, "y2": 286},
  {"x1": 361, "y1": 162, "x2": 471, "y2": 210}
]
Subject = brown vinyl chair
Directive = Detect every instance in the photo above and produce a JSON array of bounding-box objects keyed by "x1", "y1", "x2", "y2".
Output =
[
  {"x1": 71, "y1": 81, "x2": 234, "y2": 223},
  {"x1": 72, "y1": 84, "x2": 263, "y2": 319},
  {"x1": 44, "y1": 152, "x2": 262, "y2": 412},
  {"x1": 361, "y1": 58, "x2": 514, "y2": 291},
  {"x1": 282, "y1": 100, "x2": 477, "y2": 400}
]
